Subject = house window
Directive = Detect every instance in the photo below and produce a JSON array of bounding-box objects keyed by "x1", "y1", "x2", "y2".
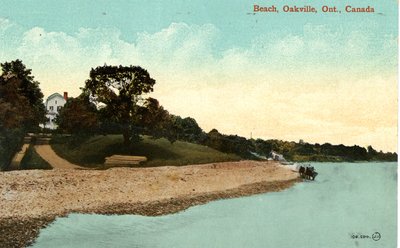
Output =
[
  {"x1": 55, "y1": 100, "x2": 57, "y2": 104},
  {"x1": 49, "y1": 106, "x2": 54, "y2": 111},
  {"x1": 57, "y1": 106, "x2": 62, "y2": 111}
]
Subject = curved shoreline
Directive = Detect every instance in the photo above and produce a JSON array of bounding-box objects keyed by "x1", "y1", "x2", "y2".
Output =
[
  {"x1": 0, "y1": 177, "x2": 300, "y2": 248},
  {"x1": 0, "y1": 160, "x2": 300, "y2": 247}
]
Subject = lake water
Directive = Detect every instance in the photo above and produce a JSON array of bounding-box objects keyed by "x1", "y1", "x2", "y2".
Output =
[{"x1": 32, "y1": 162, "x2": 397, "y2": 248}]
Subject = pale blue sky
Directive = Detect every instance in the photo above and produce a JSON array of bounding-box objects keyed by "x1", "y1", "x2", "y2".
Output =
[
  {"x1": 0, "y1": 0, "x2": 397, "y2": 52},
  {"x1": 0, "y1": 0, "x2": 397, "y2": 151}
]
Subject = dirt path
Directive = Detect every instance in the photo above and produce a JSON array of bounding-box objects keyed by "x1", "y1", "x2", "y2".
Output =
[
  {"x1": 9, "y1": 143, "x2": 30, "y2": 170},
  {"x1": 34, "y1": 145, "x2": 83, "y2": 169}
]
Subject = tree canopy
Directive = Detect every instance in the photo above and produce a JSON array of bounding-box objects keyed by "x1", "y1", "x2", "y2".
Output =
[
  {"x1": 1, "y1": 60, "x2": 46, "y2": 129},
  {"x1": 0, "y1": 76, "x2": 32, "y2": 129},
  {"x1": 137, "y1": 97, "x2": 172, "y2": 140},
  {"x1": 83, "y1": 65, "x2": 156, "y2": 144},
  {"x1": 56, "y1": 93, "x2": 99, "y2": 136}
]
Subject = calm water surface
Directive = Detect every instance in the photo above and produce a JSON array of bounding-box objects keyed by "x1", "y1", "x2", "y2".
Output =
[{"x1": 32, "y1": 162, "x2": 397, "y2": 248}]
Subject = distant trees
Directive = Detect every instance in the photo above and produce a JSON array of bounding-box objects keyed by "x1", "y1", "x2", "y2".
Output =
[
  {"x1": 83, "y1": 65, "x2": 156, "y2": 145},
  {"x1": 203, "y1": 129, "x2": 254, "y2": 158},
  {"x1": 253, "y1": 139, "x2": 274, "y2": 155},
  {"x1": 367, "y1": 145, "x2": 378, "y2": 158},
  {"x1": 250, "y1": 139, "x2": 397, "y2": 162},
  {"x1": 222, "y1": 134, "x2": 397, "y2": 162},
  {"x1": 366, "y1": 145, "x2": 397, "y2": 161}
]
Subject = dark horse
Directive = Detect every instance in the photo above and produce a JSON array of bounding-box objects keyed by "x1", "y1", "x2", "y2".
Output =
[{"x1": 299, "y1": 165, "x2": 318, "y2": 180}]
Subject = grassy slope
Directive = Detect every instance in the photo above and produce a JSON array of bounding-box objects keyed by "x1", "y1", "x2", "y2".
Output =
[
  {"x1": 291, "y1": 154, "x2": 345, "y2": 162},
  {"x1": 51, "y1": 135, "x2": 241, "y2": 168}
]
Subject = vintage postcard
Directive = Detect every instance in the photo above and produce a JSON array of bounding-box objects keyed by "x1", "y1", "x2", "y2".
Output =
[{"x1": 0, "y1": 1, "x2": 397, "y2": 247}]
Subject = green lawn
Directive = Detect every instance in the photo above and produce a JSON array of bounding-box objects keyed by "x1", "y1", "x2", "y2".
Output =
[
  {"x1": 51, "y1": 135, "x2": 241, "y2": 168},
  {"x1": 291, "y1": 154, "x2": 345, "y2": 162}
]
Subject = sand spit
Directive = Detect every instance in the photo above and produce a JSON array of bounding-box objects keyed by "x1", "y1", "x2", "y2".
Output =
[{"x1": 0, "y1": 160, "x2": 301, "y2": 247}]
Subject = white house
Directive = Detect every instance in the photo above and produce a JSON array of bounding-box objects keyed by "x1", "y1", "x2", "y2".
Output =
[
  {"x1": 43, "y1": 92, "x2": 68, "y2": 129},
  {"x1": 269, "y1": 150, "x2": 286, "y2": 162}
]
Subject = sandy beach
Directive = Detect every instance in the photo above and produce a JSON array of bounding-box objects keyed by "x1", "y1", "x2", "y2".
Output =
[{"x1": 0, "y1": 160, "x2": 300, "y2": 247}]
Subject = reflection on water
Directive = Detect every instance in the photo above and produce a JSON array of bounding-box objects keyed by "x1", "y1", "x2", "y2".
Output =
[{"x1": 32, "y1": 162, "x2": 397, "y2": 248}]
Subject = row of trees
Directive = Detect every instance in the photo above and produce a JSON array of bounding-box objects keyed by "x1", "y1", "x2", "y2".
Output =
[
  {"x1": 0, "y1": 60, "x2": 46, "y2": 168},
  {"x1": 56, "y1": 65, "x2": 206, "y2": 145},
  {"x1": 251, "y1": 139, "x2": 397, "y2": 162},
  {"x1": 55, "y1": 65, "x2": 262, "y2": 159},
  {"x1": 55, "y1": 65, "x2": 265, "y2": 159}
]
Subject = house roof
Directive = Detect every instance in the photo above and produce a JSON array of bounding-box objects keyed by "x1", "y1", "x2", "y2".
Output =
[
  {"x1": 45, "y1": 93, "x2": 65, "y2": 106},
  {"x1": 47, "y1": 93, "x2": 63, "y2": 100}
]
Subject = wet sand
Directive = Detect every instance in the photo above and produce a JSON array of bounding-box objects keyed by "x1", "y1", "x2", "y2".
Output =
[{"x1": 0, "y1": 160, "x2": 301, "y2": 247}]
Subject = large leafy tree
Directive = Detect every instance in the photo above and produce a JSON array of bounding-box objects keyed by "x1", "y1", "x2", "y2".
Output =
[
  {"x1": 83, "y1": 65, "x2": 156, "y2": 145},
  {"x1": 0, "y1": 75, "x2": 32, "y2": 168},
  {"x1": 172, "y1": 116, "x2": 204, "y2": 143},
  {"x1": 137, "y1": 97, "x2": 171, "y2": 138},
  {"x1": 0, "y1": 75, "x2": 32, "y2": 129},
  {"x1": 0, "y1": 60, "x2": 46, "y2": 169},
  {"x1": 0, "y1": 60, "x2": 46, "y2": 130},
  {"x1": 56, "y1": 93, "x2": 99, "y2": 136},
  {"x1": 137, "y1": 98, "x2": 206, "y2": 144}
]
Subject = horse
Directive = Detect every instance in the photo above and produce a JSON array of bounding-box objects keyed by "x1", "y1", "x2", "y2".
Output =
[
  {"x1": 304, "y1": 166, "x2": 318, "y2": 180},
  {"x1": 299, "y1": 166, "x2": 305, "y2": 177},
  {"x1": 298, "y1": 165, "x2": 318, "y2": 180}
]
